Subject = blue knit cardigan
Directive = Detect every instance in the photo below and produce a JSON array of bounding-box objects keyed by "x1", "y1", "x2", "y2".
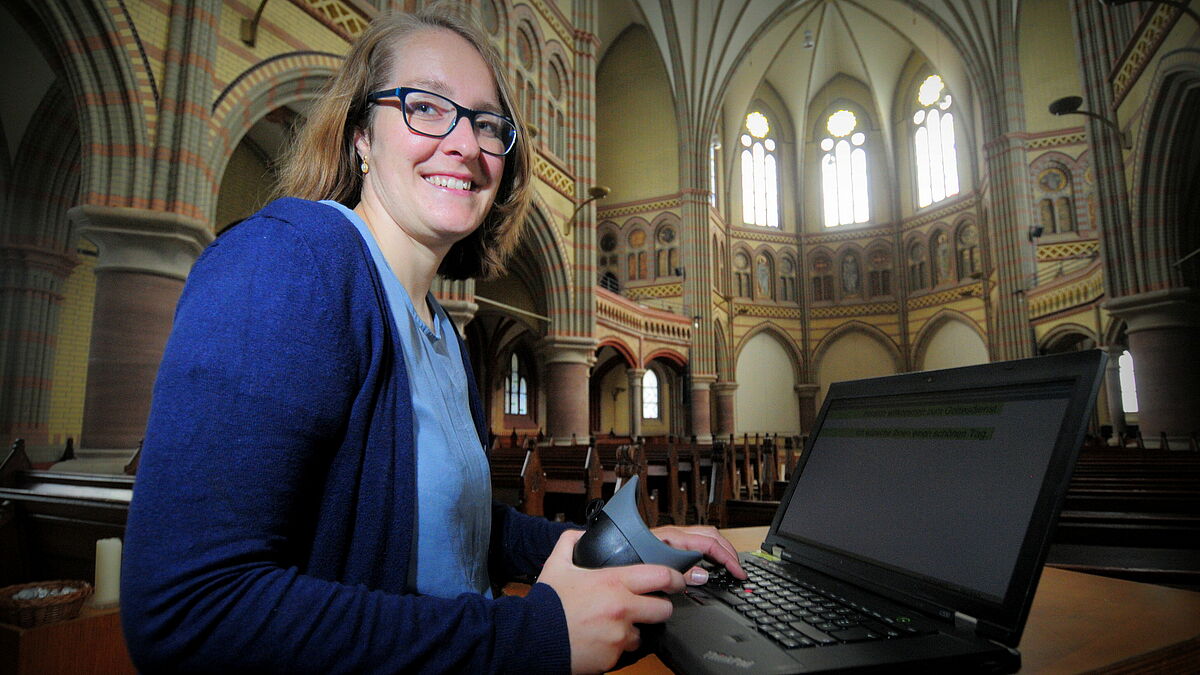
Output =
[{"x1": 122, "y1": 198, "x2": 574, "y2": 673}]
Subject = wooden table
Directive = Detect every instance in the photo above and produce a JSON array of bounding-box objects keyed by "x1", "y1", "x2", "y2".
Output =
[{"x1": 617, "y1": 526, "x2": 1200, "y2": 674}]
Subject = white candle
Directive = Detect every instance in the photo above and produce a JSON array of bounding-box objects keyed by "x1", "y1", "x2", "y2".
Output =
[{"x1": 92, "y1": 537, "x2": 122, "y2": 607}]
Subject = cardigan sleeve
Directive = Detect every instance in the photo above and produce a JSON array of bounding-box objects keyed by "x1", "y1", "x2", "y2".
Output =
[{"x1": 121, "y1": 207, "x2": 572, "y2": 674}]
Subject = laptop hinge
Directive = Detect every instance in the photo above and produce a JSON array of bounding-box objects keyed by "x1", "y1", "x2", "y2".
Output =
[
  {"x1": 772, "y1": 545, "x2": 784, "y2": 558},
  {"x1": 953, "y1": 611, "x2": 978, "y2": 633}
]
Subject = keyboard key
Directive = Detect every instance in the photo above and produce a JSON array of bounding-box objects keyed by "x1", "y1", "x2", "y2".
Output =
[
  {"x1": 789, "y1": 620, "x2": 837, "y2": 645},
  {"x1": 829, "y1": 626, "x2": 879, "y2": 642}
]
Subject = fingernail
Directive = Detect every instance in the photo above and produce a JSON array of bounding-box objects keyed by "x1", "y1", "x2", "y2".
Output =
[{"x1": 688, "y1": 568, "x2": 709, "y2": 584}]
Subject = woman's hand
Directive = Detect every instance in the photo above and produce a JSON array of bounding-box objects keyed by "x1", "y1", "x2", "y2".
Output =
[
  {"x1": 650, "y1": 524, "x2": 748, "y2": 584},
  {"x1": 538, "y1": 530, "x2": 686, "y2": 674}
]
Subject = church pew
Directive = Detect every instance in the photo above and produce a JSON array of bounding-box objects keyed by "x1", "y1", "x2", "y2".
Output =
[
  {"x1": 0, "y1": 440, "x2": 133, "y2": 586},
  {"x1": 1047, "y1": 448, "x2": 1200, "y2": 587},
  {"x1": 488, "y1": 439, "x2": 544, "y2": 517}
]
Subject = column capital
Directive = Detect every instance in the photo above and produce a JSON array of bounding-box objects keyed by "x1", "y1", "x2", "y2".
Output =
[
  {"x1": 711, "y1": 381, "x2": 739, "y2": 394},
  {"x1": 438, "y1": 299, "x2": 478, "y2": 336},
  {"x1": 70, "y1": 205, "x2": 213, "y2": 281},
  {"x1": 794, "y1": 383, "x2": 821, "y2": 397},
  {"x1": 538, "y1": 335, "x2": 597, "y2": 365},
  {"x1": 690, "y1": 373, "x2": 717, "y2": 388},
  {"x1": 1105, "y1": 288, "x2": 1200, "y2": 332}
]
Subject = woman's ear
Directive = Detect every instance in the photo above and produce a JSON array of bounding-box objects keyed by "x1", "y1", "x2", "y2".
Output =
[{"x1": 353, "y1": 128, "x2": 370, "y2": 161}]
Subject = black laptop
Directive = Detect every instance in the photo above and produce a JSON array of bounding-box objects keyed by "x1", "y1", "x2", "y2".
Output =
[{"x1": 658, "y1": 350, "x2": 1106, "y2": 674}]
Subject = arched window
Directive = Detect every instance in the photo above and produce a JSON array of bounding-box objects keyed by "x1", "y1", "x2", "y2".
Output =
[
  {"x1": 598, "y1": 228, "x2": 620, "y2": 286},
  {"x1": 546, "y1": 56, "x2": 568, "y2": 159},
  {"x1": 626, "y1": 228, "x2": 648, "y2": 281},
  {"x1": 655, "y1": 224, "x2": 678, "y2": 278},
  {"x1": 739, "y1": 111, "x2": 779, "y2": 227},
  {"x1": 956, "y1": 223, "x2": 981, "y2": 280},
  {"x1": 1036, "y1": 165, "x2": 1076, "y2": 234},
  {"x1": 868, "y1": 246, "x2": 892, "y2": 297},
  {"x1": 504, "y1": 353, "x2": 528, "y2": 415},
  {"x1": 908, "y1": 241, "x2": 928, "y2": 291},
  {"x1": 514, "y1": 24, "x2": 538, "y2": 130},
  {"x1": 811, "y1": 254, "x2": 834, "y2": 302},
  {"x1": 780, "y1": 255, "x2": 798, "y2": 302},
  {"x1": 733, "y1": 250, "x2": 752, "y2": 297},
  {"x1": 642, "y1": 369, "x2": 660, "y2": 419},
  {"x1": 820, "y1": 109, "x2": 870, "y2": 227},
  {"x1": 914, "y1": 74, "x2": 960, "y2": 208},
  {"x1": 1118, "y1": 350, "x2": 1139, "y2": 413}
]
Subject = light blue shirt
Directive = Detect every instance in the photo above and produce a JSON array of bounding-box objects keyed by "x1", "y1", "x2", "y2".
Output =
[{"x1": 323, "y1": 201, "x2": 493, "y2": 599}]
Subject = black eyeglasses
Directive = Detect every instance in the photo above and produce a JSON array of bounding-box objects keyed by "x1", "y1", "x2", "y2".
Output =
[{"x1": 366, "y1": 87, "x2": 518, "y2": 156}]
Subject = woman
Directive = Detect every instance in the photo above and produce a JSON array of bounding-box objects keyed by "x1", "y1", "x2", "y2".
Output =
[{"x1": 122, "y1": 6, "x2": 744, "y2": 674}]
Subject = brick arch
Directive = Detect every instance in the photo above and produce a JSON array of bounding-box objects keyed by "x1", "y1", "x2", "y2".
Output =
[
  {"x1": 5, "y1": 81, "x2": 81, "y2": 251},
  {"x1": 596, "y1": 337, "x2": 638, "y2": 369},
  {"x1": 910, "y1": 308, "x2": 985, "y2": 367},
  {"x1": 1039, "y1": 323, "x2": 1098, "y2": 353},
  {"x1": 644, "y1": 348, "x2": 687, "y2": 370},
  {"x1": 206, "y1": 52, "x2": 342, "y2": 221},
  {"x1": 522, "y1": 193, "x2": 573, "y2": 333},
  {"x1": 1130, "y1": 49, "x2": 1200, "y2": 291},
  {"x1": 812, "y1": 320, "x2": 904, "y2": 374},
  {"x1": 14, "y1": 0, "x2": 151, "y2": 207}
]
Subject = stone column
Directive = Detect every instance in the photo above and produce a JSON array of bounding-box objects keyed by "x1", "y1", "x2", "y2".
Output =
[
  {"x1": 70, "y1": 205, "x2": 212, "y2": 449},
  {"x1": 540, "y1": 336, "x2": 595, "y2": 444},
  {"x1": 0, "y1": 247, "x2": 77, "y2": 453},
  {"x1": 711, "y1": 381, "x2": 737, "y2": 437},
  {"x1": 432, "y1": 277, "x2": 477, "y2": 336},
  {"x1": 1103, "y1": 344, "x2": 1127, "y2": 442},
  {"x1": 627, "y1": 368, "x2": 645, "y2": 439},
  {"x1": 1106, "y1": 289, "x2": 1200, "y2": 448},
  {"x1": 690, "y1": 374, "x2": 715, "y2": 444},
  {"x1": 795, "y1": 383, "x2": 821, "y2": 434}
]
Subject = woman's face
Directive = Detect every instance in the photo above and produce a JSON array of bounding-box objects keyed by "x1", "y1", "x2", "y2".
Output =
[{"x1": 355, "y1": 28, "x2": 506, "y2": 253}]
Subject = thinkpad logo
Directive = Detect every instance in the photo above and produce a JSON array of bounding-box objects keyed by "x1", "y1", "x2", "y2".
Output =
[{"x1": 702, "y1": 650, "x2": 755, "y2": 669}]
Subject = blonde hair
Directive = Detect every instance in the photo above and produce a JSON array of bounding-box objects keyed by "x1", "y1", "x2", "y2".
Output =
[{"x1": 275, "y1": 6, "x2": 531, "y2": 280}]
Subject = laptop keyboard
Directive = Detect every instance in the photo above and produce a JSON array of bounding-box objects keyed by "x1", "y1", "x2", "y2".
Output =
[{"x1": 701, "y1": 557, "x2": 932, "y2": 650}]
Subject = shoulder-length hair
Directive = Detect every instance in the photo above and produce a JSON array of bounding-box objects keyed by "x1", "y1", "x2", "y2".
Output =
[{"x1": 275, "y1": 6, "x2": 531, "y2": 280}]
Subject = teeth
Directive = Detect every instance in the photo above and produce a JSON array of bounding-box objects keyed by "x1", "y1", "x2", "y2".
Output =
[{"x1": 425, "y1": 175, "x2": 472, "y2": 191}]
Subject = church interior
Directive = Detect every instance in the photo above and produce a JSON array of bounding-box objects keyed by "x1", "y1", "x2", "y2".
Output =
[{"x1": 0, "y1": 0, "x2": 1198, "y2": 670}]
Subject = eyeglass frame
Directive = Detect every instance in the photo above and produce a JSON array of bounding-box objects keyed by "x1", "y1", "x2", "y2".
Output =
[{"x1": 365, "y1": 86, "x2": 518, "y2": 157}]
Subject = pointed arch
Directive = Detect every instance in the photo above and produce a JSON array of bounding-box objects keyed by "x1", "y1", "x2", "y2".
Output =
[
  {"x1": 911, "y1": 308, "x2": 986, "y2": 369},
  {"x1": 734, "y1": 321, "x2": 805, "y2": 384},
  {"x1": 14, "y1": 0, "x2": 150, "y2": 206},
  {"x1": 813, "y1": 321, "x2": 904, "y2": 375}
]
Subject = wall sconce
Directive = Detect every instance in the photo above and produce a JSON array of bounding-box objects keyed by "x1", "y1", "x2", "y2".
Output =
[
  {"x1": 692, "y1": 315, "x2": 702, "y2": 330},
  {"x1": 241, "y1": 0, "x2": 270, "y2": 46},
  {"x1": 1027, "y1": 225, "x2": 1045, "y2": 242},
  {"x1": 1048, "y1": 96, "x2": 1131, "y2": 149},
  {"x1": 1100, "y1": 0, "x2": 1200, "y2": 25},
  {"x1": 562, "y1": 185, "x2": 610, "y2": 234}
]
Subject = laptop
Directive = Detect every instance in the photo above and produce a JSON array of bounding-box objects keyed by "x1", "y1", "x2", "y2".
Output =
[{"x1": 658, "y1": 350, "x2": 1106, "y2": 674}]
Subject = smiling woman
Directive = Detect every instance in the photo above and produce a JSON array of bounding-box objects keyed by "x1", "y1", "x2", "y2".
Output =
[{"x1": 119, "y1": 5, "x2": 744, "y2": 675}]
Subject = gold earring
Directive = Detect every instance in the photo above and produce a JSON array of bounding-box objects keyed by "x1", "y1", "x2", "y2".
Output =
[{"x1": 360, "y1": 158, "x2": 369, "y2": 174}]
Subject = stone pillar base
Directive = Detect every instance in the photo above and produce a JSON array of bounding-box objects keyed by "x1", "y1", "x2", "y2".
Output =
[{"x1": 540, "y1": 336, "x2": 596, "y2": 444}]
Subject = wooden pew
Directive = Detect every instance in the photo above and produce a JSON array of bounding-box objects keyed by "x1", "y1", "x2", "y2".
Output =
[
  {"x1": 1048, "y1": 448, "x2": 1200, "y2": 588},
  {"x1": 0, "y1": 440, "x2": 133, "y2": 586},
  {"x1": 536, "y1": 441, "x2": 603, "y2": 523},
  {"x1": 488, "y1": 439, "x2": 544, "y2": 517}
]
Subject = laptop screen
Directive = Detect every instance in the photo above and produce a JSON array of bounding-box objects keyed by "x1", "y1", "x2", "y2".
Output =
[{"x1": 775, "y1": 381, "x2": 1074, "y2": 602}]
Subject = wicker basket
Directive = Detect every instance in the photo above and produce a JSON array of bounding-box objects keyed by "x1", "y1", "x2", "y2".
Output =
[{"x1": 0, "y1": 580, "x2": 94, "y2": 628}]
